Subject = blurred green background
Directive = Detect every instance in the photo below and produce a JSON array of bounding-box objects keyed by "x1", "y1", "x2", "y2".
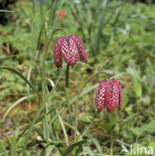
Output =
[{"x1": 0, "y1": 0, "x2": 155, "y2": 155}]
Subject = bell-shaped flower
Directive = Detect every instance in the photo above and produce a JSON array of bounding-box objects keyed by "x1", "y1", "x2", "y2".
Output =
[
  {"x1": 54, "y1": 35, "x2": 88, "y2": 67},
  {"x1": 95, "y1": 80, "x2": 122, "y2": 113}
]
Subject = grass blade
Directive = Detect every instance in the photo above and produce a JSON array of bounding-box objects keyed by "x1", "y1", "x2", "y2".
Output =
[
  {"x1": 62, "y1": 140, "x2": 86, "y2": 156},
  {"x1": 82, "y1": 146, "x2": 95, "y2": 156},
  {"x1": 69, "y1": 84, "x2": 98, "y2": 105},
  {"x1": 0, "y1": 67, "x2": 40, "y2": 98},
  {"x1": 2, "y1": 95, "x2": 34, "y2": 121},
  {"x1": 0, "y1": 10, "x2": 14, "y2": 13},
  {"x1": 95, "y1": 0, "x2": 109, "y2": 53},
  {"x1": 86, "y1": 133, "x2": 103, "y2": 154}
]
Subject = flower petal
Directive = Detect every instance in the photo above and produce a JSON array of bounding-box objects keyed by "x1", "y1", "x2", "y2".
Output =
[
  {"x1": 95, "y1": 80, "x2": 108, "y2": 112},
  {"x1": 54, "y1": 37, "x2": 64, "y2": 67},
  {"x1": 61, "y1": 37, "x2": 79, "y2": 67},
  {"x1": 105, "y1": 80, "x2": 120, "y2": 113},
  {"x1": 69, "y1": 35, "x2": 88, "y2": 63},
  {"x1": 112, "y1": 80, "x2": 122, "y2": 109}
]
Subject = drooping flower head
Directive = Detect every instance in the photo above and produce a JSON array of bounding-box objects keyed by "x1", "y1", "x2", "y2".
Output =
[
  {"x1": 95, "y1": 80, "x2": 122, "y2": 113},
  {"x1": 54, "y1": 34, "x2": 88, "y2": 67}
]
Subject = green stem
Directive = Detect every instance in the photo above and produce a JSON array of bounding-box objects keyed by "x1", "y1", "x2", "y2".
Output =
[
  {"x1": 65, "y1": 64, "x2": 70, "y2": 88},
  {"x1": 58, "y1": 114, "x2": 69, "y2": 146},
  {"x1": 42, "y1": 81, "x2": 49, "y2": 143},
  {"x1": 65, "y1": 64, "x2": 73, "y2": 126},
  {"x1": 74, "y1": 100, "x2": 79, "y2": 142},
  {"x1": 110, "y1": 135, "x2": 113, "y2": 155},
  {"x1": 65, "y1": 64, "x2": 70, "y2": 107}
]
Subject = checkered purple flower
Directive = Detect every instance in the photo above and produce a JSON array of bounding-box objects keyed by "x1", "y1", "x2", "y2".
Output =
[
  {"x1": 95, "y1": 80, "x2": 122, "y2": 113},
  {"x1": 54, "y1": 35, "x2": 88, "y2": 67}
]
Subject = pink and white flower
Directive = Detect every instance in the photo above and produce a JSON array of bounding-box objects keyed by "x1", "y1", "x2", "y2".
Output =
[
  {"x1": 95, "y1": 80, "x2": 122, "y2": 113},
  {"x1": 54, "y1": 35, "x2": 88, "y2": 67}
]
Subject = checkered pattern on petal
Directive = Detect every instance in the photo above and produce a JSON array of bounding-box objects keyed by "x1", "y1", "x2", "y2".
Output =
[
  {"x1": 111, "y1": 80, "x2": 122, "y2": 109},
  {"x1": 105, "y1": 81, "x2": 120, "y2": 113},
  {"x1": 54, "y1": 37, "x2": 64, "y2": 67},
  {"x1": 95, "y1": 80, "x2": 108, "y2": 112},
  {"x1": 69, "y1": 35, "x2": 88, "y2": 63},
  {"x1": 61, "y1": 37, "x2": 79, "y2": 67}
]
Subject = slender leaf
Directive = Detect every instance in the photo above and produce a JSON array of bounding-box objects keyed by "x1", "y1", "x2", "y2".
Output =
[
  {"x1": 0, "y1": 10, "x2": 14, "y2": 13},
  {"x1": 82, "y1": 146, "x2": 95, "y2": 156},
  {"x1": 0, "y1": 67, "x2": 40, "y2": 98},
  {"x1": 86, "y1": 133, "x2": 103, "y2": 154},
  {"x1": 62, "y1": 140, "x2": 86, "y2": 156},
  {"x1": 2, "y1": 95, "x2": 34, "y2": 121}
]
